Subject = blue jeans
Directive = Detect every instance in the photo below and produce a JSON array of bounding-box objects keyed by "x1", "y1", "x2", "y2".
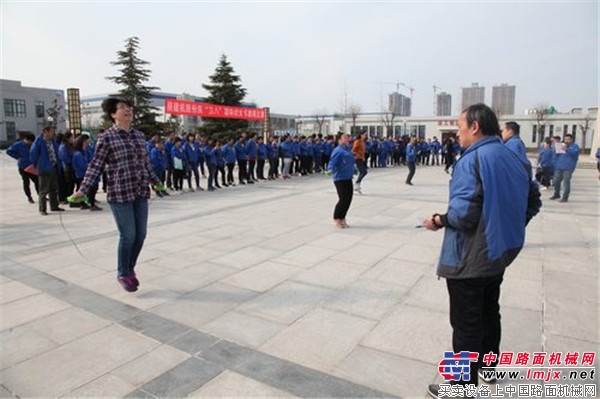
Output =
[
  {"x1": 109, "y1": 197, "x2": 149, "y2": 277},
  {"x1": 553, "y1": 169, "x2": 573, "y2": 200}
]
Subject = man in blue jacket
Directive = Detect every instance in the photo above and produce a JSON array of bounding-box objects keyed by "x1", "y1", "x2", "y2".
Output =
[
  {"x1": 7, "y1": 132, "x2": 38, "y2": 203},
  {"x1": 502, "y1": 121, "x2": 531, "y2": 175},
  {"x1": 550, "y1": 134, "x2": 579, "y2": 202},
  {"x1": 30, "y1": 126, "x2": 64, "y2": 215},
  {"x1": 424, "y1": 104, "x2": 540, "y2": 397}
]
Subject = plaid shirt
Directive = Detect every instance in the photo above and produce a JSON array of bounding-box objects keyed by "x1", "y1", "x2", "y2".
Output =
[{"x1": 80, "y1": 124, "x2": 160, "y2": 203}]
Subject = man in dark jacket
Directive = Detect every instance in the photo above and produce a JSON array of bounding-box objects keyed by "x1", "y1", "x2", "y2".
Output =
[
  {"x1": 424, "y1": 104, "x2": 541, "y2": 397},
  {"x1": 30, "y1": 126, "x2": 64, "y2": 215}
]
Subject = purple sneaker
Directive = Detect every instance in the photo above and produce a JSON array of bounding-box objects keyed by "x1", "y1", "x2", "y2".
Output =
[
  {"x1": 117, "y1": 276, "x2": 137, "y2": 292},
  {"x1": 130, "y1": 271, "x2": 140, "y2": 287}
]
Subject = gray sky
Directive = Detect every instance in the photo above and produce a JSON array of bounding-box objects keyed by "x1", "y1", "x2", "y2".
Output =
[{"x1": 2, "y1": 1, "x2": 598, "y2": 116}]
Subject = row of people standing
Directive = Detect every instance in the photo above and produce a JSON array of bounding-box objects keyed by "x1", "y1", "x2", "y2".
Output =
[{"x1": 6, "y1": 128, "x2": 101, "y2": 214}]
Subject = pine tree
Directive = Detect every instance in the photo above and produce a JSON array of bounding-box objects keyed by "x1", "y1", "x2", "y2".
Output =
[
  {"x1": 201, "y1": 54, "x2": 248, "y2": 137},
  {"x1": 106, "y1": 36, "x2": 160, "y2": 136}
]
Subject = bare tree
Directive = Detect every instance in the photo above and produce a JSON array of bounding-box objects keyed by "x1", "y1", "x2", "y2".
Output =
[
  {"x1": 534, "y1": 102, "x2": 549, "y2": 148},
  {"x1": 579, "y1": 114, "x2": 592, "y2": 153},
  {"x1": 313, "y1": 108, "x2": 327, "y2": 136},
  {"x1": 380, "y1": 111, "x2": 397, "y2": 138},
  {"x1": 347, "y1": 103, "x2": 362, "y2": 134}
]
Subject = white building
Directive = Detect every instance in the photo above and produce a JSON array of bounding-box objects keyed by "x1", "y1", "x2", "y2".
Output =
[
  {"x1": 0, "y1": 79, "x2": 67, "y2": 147},
  {"x1": 297, "y1": 107, "x2": 598, "y2": 152}
]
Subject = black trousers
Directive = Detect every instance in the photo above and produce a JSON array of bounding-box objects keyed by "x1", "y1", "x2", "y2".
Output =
[
  {"x1": 333, "y1": 179, "x2": 353, "y2": 220},
  {"x1": 226, "y1": 163, "x2": 235, "y2": 184},
  {"x1": 19, "y1": 168, "x2": 39, "y2": 199},
  {"x1": 406, "y1": 162, "x2": 416, "y2": 183},
  {"x1": 173, "y1": 169, "x2": 185, "y2": 190},
  {"x1": 446, "y1": 272, "x2": 504, "y2": 386},
  {"x1": 38, "y1": 170, "x2": 59, "y2": 212},
  {"x1": 238, "y1": 159, "x2": 247, "y2": 183},
  {"x1": 257, "y1": 159, "x2": 265, "y2": 179},
  {"x1": 356, "y1": 160, "x2": 368, "y2": 184},
  {"x1": 187, "y1": 163, "x2": 200, "y2": 188},
  {"x1": 247, "y1": 159, "x2": 256, "y2": 181}
]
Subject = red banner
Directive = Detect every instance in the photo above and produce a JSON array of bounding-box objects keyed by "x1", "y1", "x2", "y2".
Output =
[{"x1": 165, "y1": 99, "x2": 266, "y2": 120}]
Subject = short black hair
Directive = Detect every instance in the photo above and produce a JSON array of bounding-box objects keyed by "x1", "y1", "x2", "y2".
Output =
[
  {"x1": 505, "y1": 121, "x2": 520, "y2": 135},
  {"x1": 101, "y1": 98, "x2": 133, "y2": 123},
  {"x1": 564, "y1": 134, "x2": 574, "y2": 140},
  {"x1": 463, "y1": 103, "x2": 500, "y2": 137}
]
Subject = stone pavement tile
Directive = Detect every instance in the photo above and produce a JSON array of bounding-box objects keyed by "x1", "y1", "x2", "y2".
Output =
[
  {"x1": 209, "y1": 234, "x2": 267, "y2": 252},
  {"x1": 544, "y1": 270, "x2": 598, "y2": 303},
  {"x1": 19, "y1": 247, "x2": 93, "y2": 273},
  {"x1": 233, "y1": 348, "x2": 390, "y2": 398},
  {"x1": 202, "y1": 311, "x2": 285, "y2": 349},
  {"x1": 26, "y1": 307, "x2": 111, "y2": 345},
  {"x1": 187, "y1": 370, "x2": 296, "y2": 398},
  {"x1": 47, "y1": 263, "x2": 108, "y2": 285},
  {"x1": 131, "y1": 357, "x2": 222, "y2": 398},
  {"x1": 388, "y1": 243, "x2": 440, "y2": 266},
  {"x1": 0, "y1": 280, "x2": 40, "y2": 305},
  {"x1": 114, "y1": 344, "x2": 191, "y2": 388},
  {"x1": 0, "y1": 384, "x2": 17, "y2": 398},
  {"x1": 334, "y1": 345, "x2": 435, "y2": 398},
  {"x1": 211, "y1": 246, "x2": 282, "y2": 270},
  {"x1": 260, "y1": 308, "x2": 376, "y2": 373},
  {"x1": 403, "y1": 275, "x2": 449, "y2": 312},
  {"x1": 501, "y1": 306, "x2": 543, "y2": 353},
  {"x1": 333, "y1": 243, "x2": 395, "y2": 267},
  {"x1": 362, "y1": 304, "x2": 451, "y2": 365},
  {"x1": 0, "y1": 274, "x2": 12, "y2": 284},
  {"x1": 121, "y1": 312, "x2": 191, "y2": 343},
  {"x1": 1, "y1": 325, "x2": 159, "y2": 397},
  {"x1": 147, "y1": 248, "x2": 227, "y2": 272},
  {"x1": 501, "y1": 277, "x2": 542, "y2": 311},
  {"x1": 0, "y1": 326, "x2": 57, "y2": 370},
  {"x1": 222, "y1": 261, "x2": 303, "y2": 292},
  {"x1": 0, "y1": 293, "x2": 71, "y2": 332},
  {"x1": 362, "y1": 257, "x2": 432, "y2": 289},
  {"x1": 272, "y1": 245, "x2": 338, "y2": 268},
  {"x1": 324, "y1": 280, "x2": 409, "y2": 321},
  {"x1": 151, "y1": 282, "x2": 258, "y2": 329},
  {"x1": 359, "y1": 229, "x2": 409, "y2": 249},
  {"x1": 291, "y1": 259, "x2": 366, "y2": 289},
  {"x1": 52, "y1": 284, "x2": 141, "y2": 323},
  {"x1": 544, "y1": 334, "x2": 599, "y2": 356},
  {"x1": 259, "y1": 230, "x2": 316, "y2": 252},
  {"x1": 145, "y1": 261, "x2": 237, "y2": 293},
  {"x1": 544, "y1": 297, "x2": 597, "y2": 343},
  {"x1": 76, "y1": 271, "x2": 130, "y2": 297},
  {"x1": 169, "y1": 330, "x2": 219, "y2": 355},
  {"x1": 544, "y1": 256, "x2": 598, "y2": 277},
  {"x1": 307, "y1": 231, "x2": 364, "y2": 250},
  {"x1": 238, "y1": 281, "x2": 332, "y2": 325},
  {"x1": 62, "y1": 373, "x2": 135, "y2": 398},
  {"x1": 504, "y1": 256, "x2": 543, "y2": 282},
  {"x1": 114, "y1": 282, "x2": 182, "y2": 311}
]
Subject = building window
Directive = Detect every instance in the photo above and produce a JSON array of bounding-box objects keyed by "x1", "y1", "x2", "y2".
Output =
[
  {"x1": 6, "y1": 121, "x2": 16, "y2": 141},
  {"x1": 548, "y1": 125, "x2": 554, "y2": 141},
  {"x1": 532, "y1": 125, "x2": 537, "y2": 143},
  {"x1": 35, "y1": 101, "x2": 45, "y2": 118},
  {"x1": 4, "y1": 99, "x2": 15, "y2": 117},
  {"x1": 15, "y1": 100, "x2": 26, "y2": 117},
  {"x1": 5, "y1": 99, "x2": 27, "y2": 118}
]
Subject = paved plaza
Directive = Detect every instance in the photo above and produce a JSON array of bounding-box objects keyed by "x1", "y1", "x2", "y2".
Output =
[{"x1": 0, "y1": 152, "x2": 598, "y2": 398}]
